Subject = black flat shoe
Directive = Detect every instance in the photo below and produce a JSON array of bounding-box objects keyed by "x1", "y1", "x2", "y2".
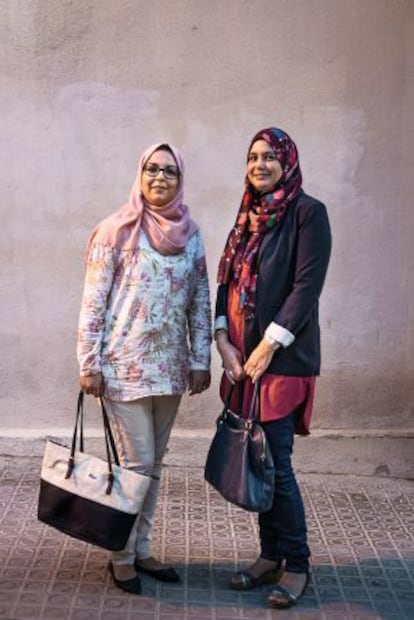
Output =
[
  {"x1": 134, "y1": 559, "x2": 180, "y2": 583},
  {"x1": 230, "y1": 559, "x2": 283, "y2": 591},
  {"x1": 108, "y1": 561, "x2": 142, "y2": 594},
  {"x1": 268, "y1": 571, "x2": 310, "y2": 609}
]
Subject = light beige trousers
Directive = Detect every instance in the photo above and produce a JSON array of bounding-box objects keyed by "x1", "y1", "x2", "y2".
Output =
[{"x1": 104, "y1": 395, "x2": 181, "y2": 565}]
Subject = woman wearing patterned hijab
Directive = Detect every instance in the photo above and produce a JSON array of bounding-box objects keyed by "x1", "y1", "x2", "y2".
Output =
[
  {"x1": 78, "y1": 143, "x2": 211, "y2": 594},
  {"x1": 214, "y1": 128, "x2": 331, "y2": 609}
]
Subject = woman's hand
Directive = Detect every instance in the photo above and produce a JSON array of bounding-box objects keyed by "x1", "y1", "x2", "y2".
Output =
[
  {"x1": 244, "y1": 339, "x2": 280, "y2": 383},
  {"x1": 188, "y1": 370, "x2": 211, "y2": 395},
  {"x1": 216, "y1": 332, "x2": 245, "y2": 384},
  {"x1": 80, "y1": 372, "x2": 104, "y2": 397}
]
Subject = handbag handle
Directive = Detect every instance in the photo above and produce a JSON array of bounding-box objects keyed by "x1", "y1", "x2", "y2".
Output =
[
  {"x1": 225, "y1": 379, "x2": 261, "y2": 421},
  {"x1": 65, "y1": 391, "x2": 120, "y2": 494},
  {"x1": 246, "y1": 380, "x2": 261, "y2": 422}
]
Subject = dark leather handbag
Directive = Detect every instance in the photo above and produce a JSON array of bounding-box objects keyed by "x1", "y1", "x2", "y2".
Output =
[
  {"x1": 204, "y1": 381, "x2": 274, "y2": 512},
  {"x1": 38, "y1": 392, "x2": 151, "y2": 550}
]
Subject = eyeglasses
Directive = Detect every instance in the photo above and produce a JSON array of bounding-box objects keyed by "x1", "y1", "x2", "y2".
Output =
[{"x1": 143, "y1": 163, "x2": 179, "y2": 180}]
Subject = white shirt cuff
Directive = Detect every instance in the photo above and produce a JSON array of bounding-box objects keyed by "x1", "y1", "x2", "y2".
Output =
[
  {"x1": 265, "y1": 322, "x2": 295, "y2": 348},
  {"x1": 214, "y1": 316, "x2": 228, "y2": 332}
]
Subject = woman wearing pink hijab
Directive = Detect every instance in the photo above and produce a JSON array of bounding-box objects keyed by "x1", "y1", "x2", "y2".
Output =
[{"x1": 77, "y1": 143, "x2": 211, "y2": 594}]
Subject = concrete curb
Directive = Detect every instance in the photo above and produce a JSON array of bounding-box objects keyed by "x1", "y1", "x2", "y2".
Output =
[{"x1": 0, "y1": 430, "x2": 413, "y2": 479}]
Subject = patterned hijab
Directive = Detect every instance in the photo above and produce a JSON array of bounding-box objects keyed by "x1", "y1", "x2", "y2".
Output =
[
  {"x1": 217, "y1": 127, "x2": 302, "y2": 319},
  {"x1": 86, "y1": 143, "x2": 198, "y2": 256}
]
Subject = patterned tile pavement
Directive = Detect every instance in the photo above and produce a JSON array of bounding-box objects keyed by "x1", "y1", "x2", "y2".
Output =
[{"x1": 0, "y1": 456, "x2": 413, "y2": 620}]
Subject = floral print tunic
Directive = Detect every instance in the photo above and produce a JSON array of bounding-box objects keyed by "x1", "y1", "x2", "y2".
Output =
[{"x1": 77, "y1": 230, "x2": 211, "y2": 401}]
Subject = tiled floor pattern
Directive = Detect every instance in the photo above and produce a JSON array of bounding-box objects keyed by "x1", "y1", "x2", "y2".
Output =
[{"x1": 0, "y1": 457, "x2": 413, "y2": 619}]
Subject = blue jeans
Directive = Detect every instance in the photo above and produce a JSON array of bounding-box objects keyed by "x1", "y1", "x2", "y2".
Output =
[{"x1": 259, "y1": 409, "x2": 310, "y2": 573}]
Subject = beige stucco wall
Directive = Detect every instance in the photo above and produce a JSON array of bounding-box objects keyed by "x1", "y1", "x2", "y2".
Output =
[{"x1": 1, "y1": 0, "x2": 413, "y2": 471}]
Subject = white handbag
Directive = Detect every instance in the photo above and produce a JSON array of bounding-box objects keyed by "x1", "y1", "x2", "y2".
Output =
[{"x1": 38, "y1": 392, "x2": 151, "y2": 551}]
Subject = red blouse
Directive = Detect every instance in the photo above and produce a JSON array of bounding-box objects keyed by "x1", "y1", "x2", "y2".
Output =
[{"x1": 220, "y1": 282, "x2": 315, "y2": 435}]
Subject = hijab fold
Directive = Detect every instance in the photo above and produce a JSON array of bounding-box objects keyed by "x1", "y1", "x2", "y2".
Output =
[
  {"x1": 86, "y1": 143, "x2": 198, "y2": 257},
  {"x1": 217, "y1": 127, "x2": 302, "y2": 319}
]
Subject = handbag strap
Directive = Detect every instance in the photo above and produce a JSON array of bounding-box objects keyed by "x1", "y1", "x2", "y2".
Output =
[
  {"x1": 65, "y1": 391, "x2": 121, "y2": 494},
  {"x1": 225, "y1": 379, "x2": 261, "y2": 421},
  {"x1": 247, "y1": 380, "x2": 261, "y2": 422},
  {"x1": 99, "y1": 396, "x2": 121, "y2": 468},
  {"x1": 224, "y1": 380, "x2": 243, "y2": 412},
  {"x1": 68, "y1": 391, "x2": 85, "y2": 461}
]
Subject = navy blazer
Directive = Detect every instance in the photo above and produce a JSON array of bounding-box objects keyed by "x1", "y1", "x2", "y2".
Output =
[{"x1": 215, "y1": 191, "x2": 332, "y2": 376}]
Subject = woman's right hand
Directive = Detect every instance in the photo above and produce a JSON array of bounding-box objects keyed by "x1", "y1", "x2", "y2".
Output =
[
  {"x1": 79, "y1": 372, "x2": 104, "y2": 397},
  {"x1": 215, "y1": 332, "x2": 245, "y2": 384}
]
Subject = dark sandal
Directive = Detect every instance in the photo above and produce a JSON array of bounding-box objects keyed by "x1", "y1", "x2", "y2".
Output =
[
  {"x1": 268, "y1": 572, "x2": 309, "y2": 609},
  {"x1": 230, "y1": 559, "x2": 283, "y2": 591},
  {"x1": 108, "y1": 561, "x2": 142, "y2": 594}
]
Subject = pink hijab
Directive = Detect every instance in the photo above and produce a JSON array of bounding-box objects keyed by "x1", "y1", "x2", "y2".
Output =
[{"x1": 86, "y1": 143, "x2": 198, "y2": 256}]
